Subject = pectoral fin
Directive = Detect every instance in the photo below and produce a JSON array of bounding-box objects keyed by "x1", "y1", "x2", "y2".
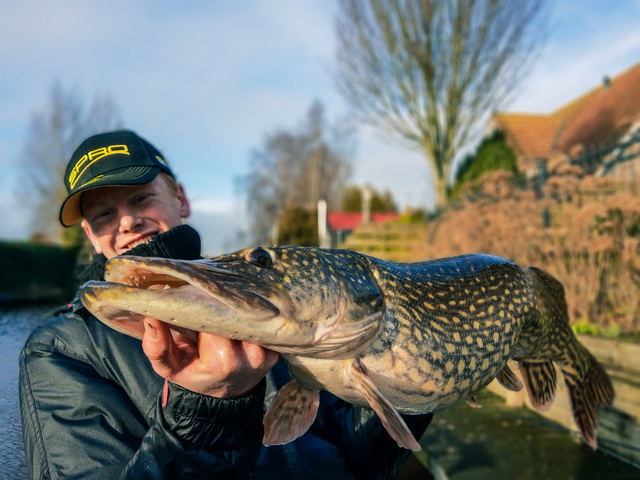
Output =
[
  {"x1": 263, "y1": 378, "x2": 320, "y2": 446},
  {"x1": 349, "y1": 359, "x2": 421, "y2": 451}
]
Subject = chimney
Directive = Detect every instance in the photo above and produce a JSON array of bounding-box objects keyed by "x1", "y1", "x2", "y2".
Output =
[
  {"x1": 317, "y1": 199, "x2": 330, "y2": 248},
  {"x1": 362, "y1": 184, "x2": 372, "y2": 224}
]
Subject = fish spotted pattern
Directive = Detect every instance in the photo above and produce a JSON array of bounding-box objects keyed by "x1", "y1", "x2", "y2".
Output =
[{"x1": 81, "y1": 246, "x2": 615, "y2": 451}]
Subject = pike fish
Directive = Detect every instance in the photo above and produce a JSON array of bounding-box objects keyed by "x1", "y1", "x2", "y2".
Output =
[{"x1": 80, "y1": 247, "x2": 615, "y2": 451}]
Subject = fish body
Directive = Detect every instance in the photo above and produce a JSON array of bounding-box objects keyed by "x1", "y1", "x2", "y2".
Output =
[{"x1": 81, "y1": 246, "x2": 614, "y2": 451}]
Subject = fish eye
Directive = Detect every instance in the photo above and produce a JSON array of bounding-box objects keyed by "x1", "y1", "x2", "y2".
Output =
[{"x1": 248, "y1": 248, "x2": 273, "y2": 267}]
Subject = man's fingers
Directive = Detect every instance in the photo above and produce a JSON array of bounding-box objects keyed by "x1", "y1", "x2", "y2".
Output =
[
  {"x1": 142, "y1": 318, "x2": 181, "y2": 376},
  {"x1": 141, "y1": 322, "x2": 280, "y2": 397},
  {"x1": 196, "y1": 333, "x2": 237, "y2": 365},
  {"x1": 198, "y1": 334, "x2": 279, "y2": 371},
  {"x1": 240, "y1": 341, "x2": 280, "y2": 370}
]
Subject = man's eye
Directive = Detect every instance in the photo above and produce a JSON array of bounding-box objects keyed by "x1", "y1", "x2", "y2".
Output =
[
  {"x1": 94, "y1": 210, "x2": 113, "y2": 220},
  {"x1": 134, "y1": 193, "x2": 155, "y2": 205},
  {"x1": 88, "y1": 209, "x2": 113, "y2": 229}
]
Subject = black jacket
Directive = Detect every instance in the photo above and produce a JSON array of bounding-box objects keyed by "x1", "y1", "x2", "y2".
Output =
[{"x1": 20, "y1": 226, "x2": 432, "y2": 479}]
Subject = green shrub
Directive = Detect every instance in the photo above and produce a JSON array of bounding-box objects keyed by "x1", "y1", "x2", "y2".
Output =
[{"x1": 0, "y1": 241, "x2": 79, "y2": 303}]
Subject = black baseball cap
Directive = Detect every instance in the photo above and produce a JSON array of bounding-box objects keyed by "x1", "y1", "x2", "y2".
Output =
[{"x1": 59, "y1": 130, "x2": 175, "y2": 226}]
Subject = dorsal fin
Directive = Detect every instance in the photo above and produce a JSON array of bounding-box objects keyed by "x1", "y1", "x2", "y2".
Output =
[{"x1": 527, "y1": 266, "x2": 569, "y2": 319}]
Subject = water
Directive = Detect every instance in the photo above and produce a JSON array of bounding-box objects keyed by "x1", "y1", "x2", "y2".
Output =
[
  {"x1": 0, "y1": 305, "x2": 53, "y2": 480},
  {"x1": 420, "y1": 390, "x2": 640, "y2": 479}
]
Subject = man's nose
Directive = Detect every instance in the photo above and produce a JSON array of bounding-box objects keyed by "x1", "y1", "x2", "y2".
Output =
[{"x1": 119, "y1": 209, "x2": 143, "y2": 233}]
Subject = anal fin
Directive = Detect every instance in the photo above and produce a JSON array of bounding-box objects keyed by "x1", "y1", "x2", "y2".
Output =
[
  {"x1": 263, "y1": 378, "x2": 320, "y2": 446},
  {"x1": 519, "y1": 360, "x2": 557, "y2": 411},
  {"x1": 349, "y1": 359, "x2": 421, "y2": 451}
]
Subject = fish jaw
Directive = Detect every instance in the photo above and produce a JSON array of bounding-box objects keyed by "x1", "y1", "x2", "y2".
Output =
[
  {"x1": 103, "y1": 256, "x2": 279, "y2": 321},
  {"x1": 80, "y1": 253, "x2": 383, "y2": 356},
  {"x1": 81, "y1": 255, "x2": 305, "y2": 346},
  {"x1": 81, "y1": 279, "x2": 261, "y2": 341}
]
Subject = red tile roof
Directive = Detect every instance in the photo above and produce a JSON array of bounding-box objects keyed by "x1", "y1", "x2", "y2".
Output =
[
  {"x1": 494, "y1": 63, "x2": 640, "y2": 161},
  {"x1": 327, "y1": 212, "x2": 400, "y2": 231},
  {"x1": 557, "y1": 64, "x2": 640, "y2": 152},
  {"x1": 493, "y1": 113, "x2": 562, "y2": 158}
]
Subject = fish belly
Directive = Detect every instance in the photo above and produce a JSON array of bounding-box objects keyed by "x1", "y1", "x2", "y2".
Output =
[{"x1": 284, "y1": 355, "x2": 371, "y2": 407}]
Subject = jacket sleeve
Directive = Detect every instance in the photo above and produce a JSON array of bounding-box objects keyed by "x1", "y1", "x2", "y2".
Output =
[
  {"x1": 311, "y1": 391, "x2": 433, "y2": 480},
  {"x1": 19, "y1": 321, "x2": 265, "y2": 480},
  {"x1": 121, "y1": 382, "x2": 266, "y2": 480}
]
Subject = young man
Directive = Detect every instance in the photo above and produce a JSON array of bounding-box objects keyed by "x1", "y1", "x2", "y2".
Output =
[{"x1": 20, "y1": 130, "x2": 432, "y2": 479}]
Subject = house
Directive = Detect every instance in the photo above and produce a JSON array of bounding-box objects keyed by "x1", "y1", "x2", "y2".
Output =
[
  {"x1": 316, "y1": 185, "x2": 401, "y2": 248},
  {"x1": 493, "y1": 62, "x2": 640, "y2": 181},
  {"x1": 325, "y1": 211, "x2": 400, "y2": 247}
]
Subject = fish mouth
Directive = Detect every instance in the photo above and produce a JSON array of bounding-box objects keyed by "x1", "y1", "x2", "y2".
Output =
[
  {"x1": 81, "y1": 255, "x2": 280, "y2": 342},
  {"x1": 80, "y1": 255, "x2": 382, "y2": 357}
]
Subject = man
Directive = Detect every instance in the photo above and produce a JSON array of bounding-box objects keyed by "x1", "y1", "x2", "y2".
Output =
[{"x1": 20, "y1": 130, "x2": 432, "y2": 479}]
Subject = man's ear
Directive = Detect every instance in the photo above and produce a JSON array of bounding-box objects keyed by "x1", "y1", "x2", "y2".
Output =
[
  {"x1": 176, "y1": 183, "x2": 191, "y2": 218},
  {"x1": 81, "y1": 220, "x2": 103, "y2": 254}
]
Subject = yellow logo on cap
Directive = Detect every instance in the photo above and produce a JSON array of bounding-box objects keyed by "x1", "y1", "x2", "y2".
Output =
[
  {"x1": 78, "y1": 174, "x2": 105, "y2": 189},
  {"x1": 68, "y1": 144, "x2": 130, "y2": 189}
]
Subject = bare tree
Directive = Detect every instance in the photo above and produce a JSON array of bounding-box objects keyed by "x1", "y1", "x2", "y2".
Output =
[
  {"x1": 335, "y1": 0, "x2": 548, "y2": 208},
  {"x1": 239, "y1": 100, "x2": 355, "y2": 244},
  {"x1": 17, "y1": 82, "x2": 122, "y2": 244}
]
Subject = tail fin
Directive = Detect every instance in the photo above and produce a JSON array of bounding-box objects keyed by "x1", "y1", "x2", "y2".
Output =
[
  {"x1": 561, "y1": 349, "x2": 615, "y2": 449},
  {"x1": 526, "y1": 266, "x2": 615, "y2": 449}
]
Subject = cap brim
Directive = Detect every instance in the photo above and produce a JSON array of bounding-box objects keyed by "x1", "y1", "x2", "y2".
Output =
[{"x1": 59, "y1": 166, "x2": 162, "y2": 226}]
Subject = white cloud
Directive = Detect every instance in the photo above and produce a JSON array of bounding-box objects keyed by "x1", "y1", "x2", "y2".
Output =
[{"x1": 190, "y1": 196, "x2": 238, "y2": 215}]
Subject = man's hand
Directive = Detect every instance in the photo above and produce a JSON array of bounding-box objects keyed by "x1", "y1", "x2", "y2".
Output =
[{"x1": 141, "y1": 317, "x2": 279, "y2": 398}]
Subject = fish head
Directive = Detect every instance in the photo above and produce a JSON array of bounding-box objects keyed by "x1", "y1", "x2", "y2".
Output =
[{"x1": 81, "y1": 246, "x2": 384, "y2": 357}]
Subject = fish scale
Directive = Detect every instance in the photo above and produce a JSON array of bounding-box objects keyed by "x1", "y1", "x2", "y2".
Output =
[
  {"x1": 364, "y1": 257, "x2": 528, "y2": 406},
  {"x1": 81, "y1": 246, "x2": 615, "y2": 452}
]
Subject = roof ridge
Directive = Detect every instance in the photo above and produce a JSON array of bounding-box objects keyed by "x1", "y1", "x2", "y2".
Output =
[
  {"x1": 552, "y1": 62, "x2": 640, "y2": 119},
  {"x1": 494, "y1": 62, "x2": 640, "y2": 160}
]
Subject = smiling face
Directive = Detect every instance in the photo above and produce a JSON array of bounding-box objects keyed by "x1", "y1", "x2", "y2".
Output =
[{"x1": 80, "y1": 174, "x2": 190, "y2": 259}]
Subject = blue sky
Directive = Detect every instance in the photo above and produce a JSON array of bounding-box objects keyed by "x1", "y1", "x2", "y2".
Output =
[{"x1": 1, "y1": 1, "x2": 639, "y2": 255}]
